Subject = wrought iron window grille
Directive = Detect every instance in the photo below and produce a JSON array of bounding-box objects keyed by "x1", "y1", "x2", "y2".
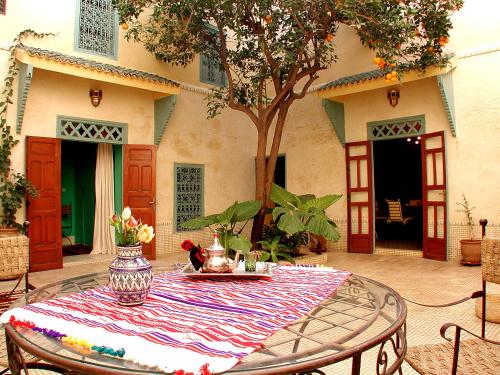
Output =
[
  {"x1": 174, "y1": 164, "x2": 204, "y2": 232},
  {"x1": 75, "y1": 0, "x2": 118, "y2": 58},
  {"x1": 368, "y1": 115, "x2": 425, "y2": 141},
  {"x1": 57, "y1": 116, "x2": 127, "y2": 144}
]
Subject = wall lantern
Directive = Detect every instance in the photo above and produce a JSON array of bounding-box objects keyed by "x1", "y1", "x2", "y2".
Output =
[
  {"x1": 89, "y1": 89, "x2": 102, "y2": 107},
  {"x1": 387, "y1": 89, "x2": 400, "y2": 107}
]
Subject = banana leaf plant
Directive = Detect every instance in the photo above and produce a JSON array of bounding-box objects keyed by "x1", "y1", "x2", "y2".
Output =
[
  {"x1": 270, "y1": 183, "x2": 342, "y2": 242},
  {"x1": 181, "y1": 200, "x2": 260, "y2": 256}
]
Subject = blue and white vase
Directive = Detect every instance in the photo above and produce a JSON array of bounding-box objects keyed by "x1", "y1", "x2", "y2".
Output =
[{"x1": 109, "y1": 244, "x2": 153, "y2": 306}]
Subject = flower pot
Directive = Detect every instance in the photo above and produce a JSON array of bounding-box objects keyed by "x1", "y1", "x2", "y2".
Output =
[
  {"x1": 109, "y1": 244, "x2": 153, "y2": 306},
  {"x1": 460, "y1": 239, "x2": 481, "y2": 266},
  {"x1": 0, "y1": 227, "x2": 20, "y2": 238}
]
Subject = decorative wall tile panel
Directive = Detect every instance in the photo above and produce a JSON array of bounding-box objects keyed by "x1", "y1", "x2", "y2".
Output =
[
  {"x1": 175, "y1": 164, "x2": 204, "y2": 231},
  {"x1": 77, "y1": 0, "x2": 117, "y2": 57},
  {"x1": 57, "y1": 117, "x2": 127, "y2": 144},
  {"x1": 368, "y1": 115, "x2": 425, "y2": 141}
]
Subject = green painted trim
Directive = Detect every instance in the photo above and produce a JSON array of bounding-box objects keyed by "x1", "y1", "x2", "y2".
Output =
[
  {"x1": 368, "y1": 114, "x2": 426, "y2": 141},
  {"x1": 322, "y1": 99, "x2": 345, "y2": 146},
  {"x1": 113, "y1": 145, "x2": 123, "y2": 215},
  {"x1": 437, "y1": 72, "x2": 457, "y2": 137},
  {"x1": 16, "y1": 63, "x2": 33, "y2": 134},
  {"x1": 174, "y1": 163, "x2": 205, "y2": 232},
  {"x1": 57, "y1": 115, "x2": 128, "y2": 144},
  {"x1": 154, "y1": 95, "x2": 177, "y2": 146},
  {"x1": 74, "y1": 0, "x2": 118, "y2": 59}
]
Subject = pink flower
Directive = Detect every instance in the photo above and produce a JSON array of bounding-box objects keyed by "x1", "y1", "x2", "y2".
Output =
[{"x1": 128, "y1": 216, "x2": 138, "y2": 228}]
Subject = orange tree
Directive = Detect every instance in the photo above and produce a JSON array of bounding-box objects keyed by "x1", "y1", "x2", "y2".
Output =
[{"x1": 114, "y1": 0, "x2": 463, "y2": 242}]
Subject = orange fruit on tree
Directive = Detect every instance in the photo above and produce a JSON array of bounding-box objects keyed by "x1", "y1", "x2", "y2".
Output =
[
  {"x1": 265, "y1": 15, "x2": 272, "y2": 24},
  {"x1": 386, "y1": 73, "x2": 392, "y2": 80},
  {"x1": 326, "y1": 33, "x2": 334, "y2": 42},
  {"x1": 427, "y1": 46, "x2": 434, "y2": 53},
  {"x1": 373, "y1": 57, "x2": 381, "y2": 65},
  {"x1": 391, "y1": 71, "x2": 397, "y2": 77},
  {"x1": 121, "y1": 22, "x2": 129, "y2": 30}
]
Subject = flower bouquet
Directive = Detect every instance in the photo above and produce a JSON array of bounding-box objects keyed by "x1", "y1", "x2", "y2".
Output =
[{"x1": 109, "y1": 206, "x2": 155, "y2": 246}]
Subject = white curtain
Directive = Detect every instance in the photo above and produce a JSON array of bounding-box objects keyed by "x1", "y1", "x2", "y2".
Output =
[{"x1": 91, "y1": 143, "x2": 116, "y2": 254}]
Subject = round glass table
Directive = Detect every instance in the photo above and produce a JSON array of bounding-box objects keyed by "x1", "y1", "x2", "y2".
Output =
[{"x1": 4, "y1": 267, "x2": 407, "y2": 375}]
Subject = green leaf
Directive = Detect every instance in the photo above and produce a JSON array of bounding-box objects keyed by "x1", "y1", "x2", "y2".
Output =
[
  {"x1": 218, "y1": 201, "x2": 238, "y2": 225},
  {"x1": 272, "y1": 206, "x2": 288, "y2": 222},
  {"x1": 306, "y1": 216, "x2": 340, "y2": 242},
  {"x1": 276, "y1": 252, "x2": 294, "y2": 263},
  {"x1": 298, "y1": 194, "x2": 316, "y2": 204},
  {"x1": 180, "y1": 217, "x2": 210, "y2": 229},
  {"x1": 277, "y1": 213, "x2": 305, "y2": 235},
  {"x1": 234, "y1": 200, "x2": 261, "y2": 221},
  {"x1": 259, "y1": 252, "x2": 271, "y2": 262},
  {"x1": 229, "y1": 235, "x2": 252, "y2": 253},
  {"x1": 270, "y1": 183, "x2": 300, "y2": 208},
  {"x1": 302, "y1": 194, "x2": 342, "y2": 211}
]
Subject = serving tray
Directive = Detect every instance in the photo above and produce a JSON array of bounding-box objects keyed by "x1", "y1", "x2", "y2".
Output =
[{"x1": 181, "y1": 262, "x2": 273, "y2": 279}]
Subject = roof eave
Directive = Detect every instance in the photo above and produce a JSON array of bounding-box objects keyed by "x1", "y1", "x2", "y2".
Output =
[
  {"x1": 318, "y1": 57, "x2": 456, "y2": 99},
  {"x1": 16, "y1": 48, "x2": 180, "y2": 97}
]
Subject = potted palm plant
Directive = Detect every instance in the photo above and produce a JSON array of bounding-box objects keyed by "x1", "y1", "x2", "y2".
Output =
[{"x1": 457, "y1": 194, "x2": 481, "y2": 265}]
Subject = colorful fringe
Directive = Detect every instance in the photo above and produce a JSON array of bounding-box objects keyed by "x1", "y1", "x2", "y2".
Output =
[{"x1": 9, "y1": 316, "x2": 125, "y2": 358}]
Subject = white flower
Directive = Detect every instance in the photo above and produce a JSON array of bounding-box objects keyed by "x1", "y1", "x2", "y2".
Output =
[{"x1": 121, "y1": 206, "x2": 132, "y2": 220}]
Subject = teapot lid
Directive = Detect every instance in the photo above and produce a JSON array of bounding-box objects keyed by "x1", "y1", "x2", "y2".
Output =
[{"x1": 207, "y1": 233, "x2": 225, "y2": 251}]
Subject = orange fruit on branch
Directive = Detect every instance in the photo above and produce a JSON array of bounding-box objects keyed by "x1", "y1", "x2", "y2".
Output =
[{"x1": 264, "y1": 15, "x2": 272, "y2": 24}]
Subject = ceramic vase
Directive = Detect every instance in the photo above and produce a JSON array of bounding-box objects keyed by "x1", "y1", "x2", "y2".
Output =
[{"x1": 109, "y1": 244, "x2": 153, "y2": 306}]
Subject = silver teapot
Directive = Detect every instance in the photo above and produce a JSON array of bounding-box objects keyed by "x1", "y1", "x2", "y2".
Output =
[{"x1": 202, "y1": 234, "x2": 240, "y2": 273}]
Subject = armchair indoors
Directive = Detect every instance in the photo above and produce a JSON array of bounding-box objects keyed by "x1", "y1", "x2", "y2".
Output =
[
  {"x1": 405, "y1": 237, "x2": 500, "y2": 374},
  {"x1": 385, "y1": 198, "x2": 414, "y2": 224}
]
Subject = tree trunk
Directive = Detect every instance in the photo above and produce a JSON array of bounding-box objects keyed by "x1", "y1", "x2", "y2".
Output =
[
  {"x1": 250, "y1": 104, "x2": 289, "y2": 244},
  {"x1": 251, "y1": 126, "x2": 268, "y2": 243}
]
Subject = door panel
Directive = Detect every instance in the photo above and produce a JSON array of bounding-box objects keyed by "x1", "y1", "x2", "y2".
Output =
[
  {"x1": 422, "y1": 131, "x2": 447, "y2": 260},
  {"x1": 124, "y1": 145, "x2": 156, "y2": 260},
  {"x1": 346, "y1": 141, "x2": 373, "y2": 253},
  {"x1": 27, "y1": 136, "x2": 62, "y2": 271}
]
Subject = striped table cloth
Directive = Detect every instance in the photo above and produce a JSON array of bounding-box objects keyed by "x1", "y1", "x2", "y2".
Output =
[{"x1": 1, "y1": 265, "x2": 351, "y2": 374}]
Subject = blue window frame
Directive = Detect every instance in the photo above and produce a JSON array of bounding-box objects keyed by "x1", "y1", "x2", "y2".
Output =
[
  {"x1": 174, "y1": 164, "x2": 204, "y2": 231},
  {"x1": 75, "y1": 0, "x2": 118, "y2": 58}
]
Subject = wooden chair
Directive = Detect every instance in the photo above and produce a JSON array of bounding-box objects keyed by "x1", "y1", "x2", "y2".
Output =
[
  {"x1": 385, "y1": 198, "x2": 414, "y2": 224},
  {"x1": 405, "y1": 237, "x2": 500, "y2": 374}
]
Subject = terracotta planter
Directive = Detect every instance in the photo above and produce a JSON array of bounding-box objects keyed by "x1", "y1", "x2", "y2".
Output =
[
  {"x1": 460, "y1": 239, "x2": 481, "y2": 266},
  {"x1": 0, "y1": 227, "x2": 20, "y2": 238}
]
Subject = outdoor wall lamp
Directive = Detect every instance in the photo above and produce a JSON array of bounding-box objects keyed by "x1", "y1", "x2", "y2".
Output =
[
  {"x1": 387, "y1": 89, "x2": 400, "y2": 107},
  {"x1": 89, "y1": 89, "x2": 102, "y2": 107}
]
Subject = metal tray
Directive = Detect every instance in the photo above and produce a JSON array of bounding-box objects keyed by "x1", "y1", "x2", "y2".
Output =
[{"x1": 181, "y1": 262, "x2": 273, "y2": 279}]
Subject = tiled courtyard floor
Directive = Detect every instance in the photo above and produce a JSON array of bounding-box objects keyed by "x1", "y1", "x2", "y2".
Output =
[{"x1": 1, "y1": 251, "x2": 499, "y2": 374}]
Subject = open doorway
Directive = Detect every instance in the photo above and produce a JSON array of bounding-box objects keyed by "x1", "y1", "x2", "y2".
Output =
[
  {"x1": 373, "y1": 137, "x2": 423, "y2": 251},
  {"x1": 61, "y1": 141, "x2": 97, "y2": 256}
]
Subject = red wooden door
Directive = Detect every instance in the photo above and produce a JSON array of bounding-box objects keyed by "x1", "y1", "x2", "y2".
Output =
[
  {"x1": 346, "y1": 141, "x2": 373, "y2": 253},
  {"x1": 26, "y1": 136, "x2": 62, "y2": 271},
  {"x1": 422, "y1": 131, "x2": 447, "y2": 260},
  {"x1": 124, "y1": 145, "x2": 156, "y2": 260}
]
